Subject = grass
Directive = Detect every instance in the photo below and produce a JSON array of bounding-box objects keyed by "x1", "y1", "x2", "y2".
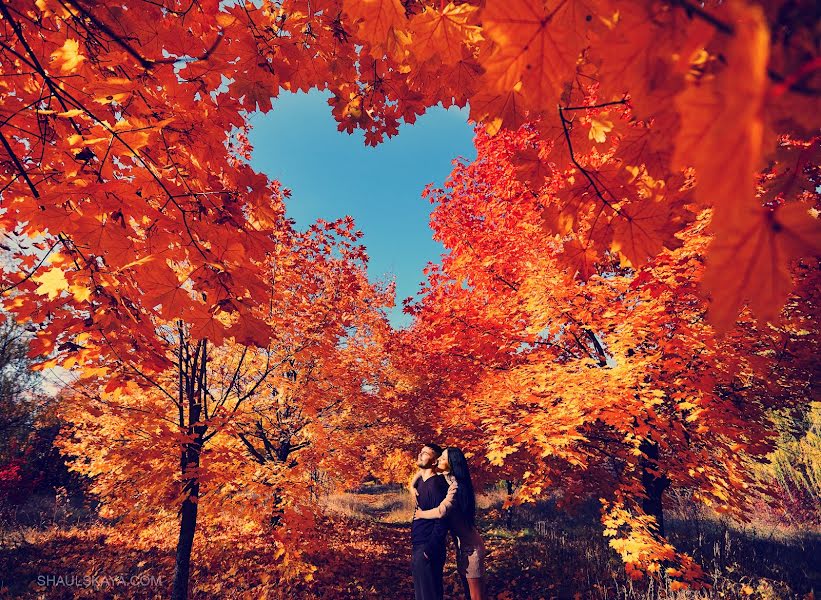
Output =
[
  {"x1": 320, "y1": 483, "x2": 819, "y2": 599},
  {"x1": 1, "y1": 484, "x2": 818, "y2": 598}
]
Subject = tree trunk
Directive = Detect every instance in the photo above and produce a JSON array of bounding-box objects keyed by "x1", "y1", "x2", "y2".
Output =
[
  {"x1": 505, "y1": 480, "x2": 515, "y2": 529},
  {"x1": 639, "y1": 439, "x2": 670, "y2": 537},
  {"x1": 171, "y1": 335, "x2": 207, "y2": 600},
  {"x1": 172, "y1": 435, "x2": 203, "y2": 600}
]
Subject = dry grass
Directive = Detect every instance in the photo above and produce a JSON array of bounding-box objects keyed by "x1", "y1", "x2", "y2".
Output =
[
  {"x1": 322, "y1": 483, "x2": 416, "y2": 523},
  {"x1": 318, "y1": 484, "x2": 819, "y2": 599},
  {"x1": 2, "y1": 484, "x2": 818, "y2": 599},
  {"x1": 322, "y1": 482, "x2": 510, "y2": 524}
]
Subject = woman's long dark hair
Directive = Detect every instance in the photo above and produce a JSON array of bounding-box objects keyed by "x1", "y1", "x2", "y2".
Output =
[{"x1": 446, "y1": 447, "x2": 476, "y2": 527}]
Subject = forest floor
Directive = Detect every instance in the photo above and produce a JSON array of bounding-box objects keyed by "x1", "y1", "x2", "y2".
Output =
[{"x1": 0, "y1": 484, "x2": 818, "y2": 599}]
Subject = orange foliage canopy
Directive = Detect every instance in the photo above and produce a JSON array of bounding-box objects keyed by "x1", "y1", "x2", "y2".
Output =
[
  {"x1": 1, "y1": 0, "x2": 817, "y2": 345},
  {"x1": 0, "y1": 0, "x2": 818, "y2": 591}
]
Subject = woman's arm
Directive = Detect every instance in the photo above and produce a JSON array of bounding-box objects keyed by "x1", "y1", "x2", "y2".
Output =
[{"x1": 414, "y1": 475, "x2": 457, "y2": 519}]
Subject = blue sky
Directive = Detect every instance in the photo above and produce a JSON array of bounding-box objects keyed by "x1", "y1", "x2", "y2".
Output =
[{"x1": 249, "y1": 91, "x2": 476, "y2": 328}]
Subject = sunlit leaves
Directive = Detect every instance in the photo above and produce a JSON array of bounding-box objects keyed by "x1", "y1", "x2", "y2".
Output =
[
  {"x1": 32, "y1": 267, "x2": 69, "y2": 299},
  {"x1": 50, "y1": 38, "x2": 86, "y2": 72},
  {"x1": 408, "y1": 3, "x2": 481, "y2": 65},
  {"x1": 343, "y1": 0, "x2": 409, "y2": 58},
  {"x1": 479, "y1": 0, "x2": 603, "y2": 114}
]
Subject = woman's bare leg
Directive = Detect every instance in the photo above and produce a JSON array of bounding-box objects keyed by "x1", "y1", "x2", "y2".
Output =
[{"x1": 467, "y1": 577, "x2": 486, "y2": 600}]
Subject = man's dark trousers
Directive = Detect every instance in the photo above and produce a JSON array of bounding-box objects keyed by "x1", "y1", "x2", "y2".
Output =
[{"x1": 411, "y1": 547, "x2": 445, "y2": 600}]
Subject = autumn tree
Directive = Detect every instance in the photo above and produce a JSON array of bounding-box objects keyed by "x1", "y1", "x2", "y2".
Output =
[
  {"x1": 53, "y1": 218, "x2": 396, "y2": 597},
  {"x1": 1, "y1": 0, "x2": 818, "y2": 594},
  {"x1": 398, "y1": 123, "x2": 819, "y2": 585},
  {"x1": 756, "y1": 401, "x2": 821, "y2": 524}
]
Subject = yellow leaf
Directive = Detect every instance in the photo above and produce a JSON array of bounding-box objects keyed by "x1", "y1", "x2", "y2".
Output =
[
  {"x1": 33, "y1": 267, "x2": 69, "y2": 299},
  {"x1": 57, "y1": 109, "x2": 85, "y2": 118},
  {"x1": 70, "y1": 284, "x2": 92, "y2": 303},
  {"x1": 216, "y1": 13, "x2": 237, "y2": 27},
  {"x1": 51, "y1": 39, "x2": 86, "y2": 73},
  {"x1": 589, "y1": 118, "x2": 614, "y2": 143}
]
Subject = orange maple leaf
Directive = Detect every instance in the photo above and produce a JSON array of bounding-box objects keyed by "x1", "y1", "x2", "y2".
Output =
[
  {"x1": 511, "y1": 146, "x2": 553, "y2": 191},
  {"x1": 610, "y1": 197, "x2": 685, "y2": 268},
  {"x1": 343, "y1": 0, "x2": 408, "y2": 57},
  {"x1": 673, "y1": 1, "x2": 769, "y2": 226},
  {"x1": 469, "y1": 81, "x2": 528, "y2": 136},
  {"x1": 480, "y1": 0, "x2": 600, "y2": 114},
  {"x1": 137, "y1": 264, "x2": 191, "y2": 319},
  {"x1": 408, "y1": 3, "x2": 481, "y2": 66},
  {"x1": 702, "y1": 202, "x2": 821, "y2": 330}
]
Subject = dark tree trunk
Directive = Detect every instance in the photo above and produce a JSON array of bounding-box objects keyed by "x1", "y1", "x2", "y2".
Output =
[
  {"x1": 639, "y1": 439, "x2": 670, "y2": 537},
  {"x1": 172, "y1": 434, "x2": 203, "y2": 600},
  {"x1": 505, "y1": 480, "x2": 515, "y2": 529},
  {"x1": 171, "y1": 336, "x2": 207, "y2": 600}
]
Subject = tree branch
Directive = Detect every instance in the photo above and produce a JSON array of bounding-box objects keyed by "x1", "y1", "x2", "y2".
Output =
[{"x1": 0, "y1": 130, "x2": 39, "y2": 198}]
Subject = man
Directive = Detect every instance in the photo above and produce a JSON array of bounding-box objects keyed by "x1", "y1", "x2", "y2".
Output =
[{"x1": 411, "y1": 443, "x2": 450, "y2": 600}]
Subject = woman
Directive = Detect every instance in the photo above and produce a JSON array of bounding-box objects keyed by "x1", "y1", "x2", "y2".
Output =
[{"x1": 411, "y1": 447, "x2": 486, "y2": 600}]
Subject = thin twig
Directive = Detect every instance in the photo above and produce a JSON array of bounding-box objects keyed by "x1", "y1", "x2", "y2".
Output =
[
  {"x1": 561, "y1": 98, "x2": 628, "y2": 112},
  {"x1": 0, "y1": 130, "x2": 39, "y2": 198},
  {"x1": 0, "y1": 240, "x2": 59, "y2": 294},
  {"x1": 62, "y1": 0, "x2": 224, "y2": 69}
]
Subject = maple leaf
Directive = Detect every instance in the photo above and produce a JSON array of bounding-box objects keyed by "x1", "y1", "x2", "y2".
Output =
[
  {"x1": 440, "y1": 53, "x2": 483, "y2": 107},
  {"x1": 469, "y1": 81, "x2": 529, "y2": 136},
  {"x1": 408, "y1": 3, "x2": 481, "y2": 66},
  {"x1": 33, "y1": 267, "x2": 69, "y2": 299},
  {"x1": 760, "y1": 142, "x2": 821, "y2": 205},
  {"x1": 702, "y1": 202, "x2": 821, "y2": 330},
  {"x1": 87, "y1": 77, "x2": 133, "y2": 105},
  {"x1": 561, "y1": 236, "x2": 599, "y2": 279},
  {"x1": 137, "y1": 263, "x2": 191, "y2": 320},
  {"x1": 610, "y1": 167, "x2": 691, "y2": 267},
  {"x1": 343, "y1": 0, "x2": 408, "y2": 58},
  {"x1": 592, "y1": 3, "x2": 713, "y2": 120},
  {"x1": 228, "y1": 311, "x2": 268, "y2": 346},
  {"x1": 70, "y1": 284, "x2": 92, "y2": 303},
  {"x1": 589, "y1": 118, "x2": 614, "y2": 144},
  {"x1": 189, "y1": 311, "x2": 228, "y2": 345},
  {"x1": 233, "y1": 77, "x2": 275, "y2": 113},
  {"x1": 511, "y1": 146, "x2": 551, "y2": 191},
  {"x1": 70, "y1": 214, "x2": 135, "y2": 267},
  {"x1": 673, "y1": 1, "x2": 770, "y2": 226},
  {"x1": 610, "y1": 197, "x2": 685, "y2": 268},
  {"x1": 50, "y1": 38, "x2": 86, "y2": 73},
  {"x1": 613, "y1": 116, "x2": 677, "y2": 181},
  {"x1": 480, "y1": 0, "x2": 601, "y2": 114}
]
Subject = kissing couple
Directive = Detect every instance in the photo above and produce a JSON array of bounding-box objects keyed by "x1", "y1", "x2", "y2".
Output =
[{"x1": 410, "y1": 443, "x2": 486, "y2": 600}]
